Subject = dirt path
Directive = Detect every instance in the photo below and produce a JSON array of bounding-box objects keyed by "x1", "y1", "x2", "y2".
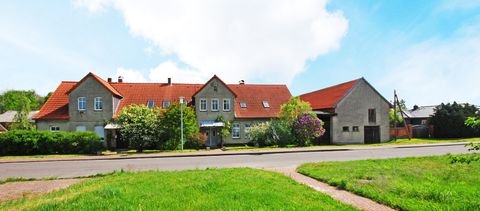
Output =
[
  {"x1": 270, "y1": 166, "x2": 395, "y2": 211},
  {"x1": 0, "y1": 179, "x2": 83, "y2": 203}
]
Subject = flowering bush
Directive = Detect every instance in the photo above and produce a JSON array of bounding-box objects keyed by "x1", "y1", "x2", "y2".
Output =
[
  {"x1": 294, "y1": 114, "x2": 325, "y2": 146},
  {"x1": 247, "y1": 122, "x2": 275, "y2": 147}
]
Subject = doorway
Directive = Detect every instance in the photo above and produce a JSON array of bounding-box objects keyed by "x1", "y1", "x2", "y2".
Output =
[{"x1": 364, "y1": 126, "x2": 380, "y2": 144}]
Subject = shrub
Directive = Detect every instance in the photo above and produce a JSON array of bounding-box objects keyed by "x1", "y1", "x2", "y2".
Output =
[
  {"x1": 248, "y1": 122, "x2": 275, "y2": 147},
  {"x1": 430, "y1": 102, "x2": 479, "y2": 138},
  {"x1": 0, "y1": 130, "x2": 103, "y2": 155},
  {"x1": 271, "y1": 120, "x2": 295, "y2": 147},
  {"x1": 293, "y1": 114, "x2": 325, "y2": 146},
  {"x1": 186, "y1": 132, "x2": 208, "y2": 150}
]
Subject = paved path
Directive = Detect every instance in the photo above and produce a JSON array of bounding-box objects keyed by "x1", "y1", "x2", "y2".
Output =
[
  {"x1": 0, "y1": 179, "x2": 83, "y2": 203},
  {"x1": 272, "y1": 166, "x2": 395, "y2": 211},
  {"x1": 0, "y1": 144, "x2": 469, "y2": 179}
]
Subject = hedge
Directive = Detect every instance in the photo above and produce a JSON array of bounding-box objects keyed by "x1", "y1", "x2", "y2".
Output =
[{"x1": 0, "y1": 130, "x2": 104, "y2": 156}]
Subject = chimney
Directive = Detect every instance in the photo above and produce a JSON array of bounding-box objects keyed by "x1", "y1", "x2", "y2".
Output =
[
  {"x1": 413, "y1": 105, "x2": 419, "y2": 110},
  {"x1": 239, "y1": 80, "x2": 245, "y2": 85},
  {"x1": 118, "y1": 76, "x2": 123, "y2": 83},
  {"x1": 107, "y1": 78, "x2": 112, "y2": 83},
  {"x1": 168, "y1": 77, "x2": 172, "y2": 86}
]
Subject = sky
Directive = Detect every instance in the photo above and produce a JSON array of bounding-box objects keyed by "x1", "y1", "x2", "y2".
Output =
[{"x1": 1, "y1": 0, "x2": 480, "y2": 108}]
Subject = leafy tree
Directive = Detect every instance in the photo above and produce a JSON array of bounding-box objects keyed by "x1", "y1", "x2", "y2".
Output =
[
  {"x1": 215, "y1": 115, "x2": 231, "y2": 147},
  {"x1": 390, "y1": 99, "x2": 407, "y2": 127},
  {"x1": 247, "y1": 121, "x2": 275, "y2": 147},
  {"x1": 0, "y1": 90, "x2": 44, "y2": 113},
  {"x1": 271, "y1": 120, "x2": 295, "y2": 147},
  {"x1": 116, "y1": 105, "x2": 162, "y2": 152},
  {"x1": 293, "y1": 114, "x2": 325, "y2": 146},
  {"x1": 430, "y1": 102, "x2": 479, "y2": 138},
  {"x1": 10, "y1": 96, "x2": 34, "y2": 130},
  {"x1": 159, "y1": 103, "x2": 199, "y2": 150},
  {"x1": 279, "y1": 97, "x2": 315, "y2": 126}
]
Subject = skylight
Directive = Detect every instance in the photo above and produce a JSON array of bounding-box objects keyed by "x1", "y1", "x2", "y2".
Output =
[
  {"x1": 240, "y1": 102, "x2": 247, "y2": 108},
  {"x1": 147, "y1": 100, "x2": 155, "y2": 108},
  {"x1": 262, "y1": 101, "x2": 270, "y2": 108}
]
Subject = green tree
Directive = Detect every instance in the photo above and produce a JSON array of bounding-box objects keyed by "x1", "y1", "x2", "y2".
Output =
[
  {"x1": 159, "y1": 103, "x2": 199, "y2": 150},
  {"x1": 0, "y1": 90, "x2": 43, "y2": 113},
  {"x1": 279, "y1": 97, "x2": 315, "y2": 126},
  {"x1": 116, "y1": 105, "x2": 162, "y2": 152},
  {"x1": 390, "y1": 99, "x2": 407, "y2": 127},
  {"x1": 10, "y1": 96, "x2": 34, "y2": 130},
  {"x1": 430, "y1": 102, "x2": 479, "y2": 138},
  {"x1": 215, "y1": 115, "x2": 231, "y2": 147}
]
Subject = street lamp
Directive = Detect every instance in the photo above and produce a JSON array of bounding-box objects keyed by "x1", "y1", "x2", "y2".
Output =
[{"x1": 179, "y1": 96, "x2": 185, "y2": 151}]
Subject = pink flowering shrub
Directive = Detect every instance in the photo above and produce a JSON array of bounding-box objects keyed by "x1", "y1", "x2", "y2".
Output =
[{"x1": 294, "y1": 114, "x2": 325, "y2": 146}]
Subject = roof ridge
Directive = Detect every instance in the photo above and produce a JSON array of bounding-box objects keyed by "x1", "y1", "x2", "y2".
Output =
[{"x1": 300, "y1": 78, "x2": 361, "y2": 96}]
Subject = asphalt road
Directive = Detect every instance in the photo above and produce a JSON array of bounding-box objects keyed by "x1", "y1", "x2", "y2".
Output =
[{"x1": 0, "y1": 144, "x2": 470, "y2": 179}]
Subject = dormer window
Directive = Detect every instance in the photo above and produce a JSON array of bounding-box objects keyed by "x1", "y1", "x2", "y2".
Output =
[
  {"x1": 162, "y1": 100, "x2": 170, "y2": 108},
  {"x1": 78, "y1": 97, "x2": 86, "y2": 111},
  {"x1": 262, "y1": 101, "x2": 270, "y2": 108},
  {"x1": 240, "y1": 102, "x2": 247, "y2": 108},
  {"x1": 147, "y1": 100, "x2": 155, "y2": 108}
]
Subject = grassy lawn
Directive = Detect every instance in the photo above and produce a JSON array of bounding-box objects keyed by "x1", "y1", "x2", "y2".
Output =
[
  {"x1": 298, "y1": 155, "x2": 480, "y2": 210},
  {"x1": 0, "y1": 168, "x2": 355, "y2": 210}
]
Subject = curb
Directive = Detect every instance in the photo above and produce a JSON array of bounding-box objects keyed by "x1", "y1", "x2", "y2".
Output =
[{"x1": 0, "y1": 142, "x2": 471, "y2": 164}]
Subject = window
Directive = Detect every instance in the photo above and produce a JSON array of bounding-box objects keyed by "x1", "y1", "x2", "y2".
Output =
[
  {"x1": 200, "y1": 99, "x2": 207, "y2": 111},
  {"x1": 162, "y1": 100, "x2": 170, "y2": 108},
  {"x1": 342, "y1": 126, "x2": 349, "y2": 132},
  {"x1": 232, "y1": 123, "x2": 240, "y2": 138},
  {"x1": 245, "y1": 124, "x2": 251, "y2": 133},
  {"x1": 223, "y1": 98, "x2": 231, "y2": 111},
  {"x1": 421, "y1": 119, "x2": 427, "y2": 125},
  {"x1": 240, "y1": 102, "x2": 247, "y2": 108},
  {"x1": 94, "y1": 97, "x2": 103, "y2": 111},
  {"x1": 262, "y1": 101, "x2": 270, "y2": 108},
  {"x1": 76, "y1": 125, "x2": 86, "y2": 132},
  {"x1": 211, "y1": 99, "x2": 219, "y2": 111},
  {"x1": 78, "y1": 97, "x2": 86, "y2": 111},
  {"x1": 352, "y1": 126, "x2": 359, "y2": 132},
  {"x1": 147, "y1": 100, "x2": 155, "y2": 108},
  {"x1": 50, "y1": 126, "x2": 60, "y2": 132},
  {"x1": 368, "y1": 109, "x2": 376, "y2": 123}
]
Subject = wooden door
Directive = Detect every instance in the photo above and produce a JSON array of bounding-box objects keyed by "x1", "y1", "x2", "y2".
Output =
[{"x1": 364, "y1": 126, "x2": 380, "y2": 144}]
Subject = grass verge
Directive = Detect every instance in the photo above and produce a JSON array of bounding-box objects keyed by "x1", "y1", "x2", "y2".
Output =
[
  {"x1": 297, "y1": 155, "x2": 480, "y2": 210},
  {"x1": 0, "y1": 168, "x2": 355, "y2": 210}
]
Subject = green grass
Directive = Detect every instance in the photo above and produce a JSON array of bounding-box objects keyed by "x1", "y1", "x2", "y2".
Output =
[
  {"x1": 0, "y1": 168, "x2": 355, "y2": 211},
  {"x1": 298, "y1": 155, "x2": 480, "y2": 210}
]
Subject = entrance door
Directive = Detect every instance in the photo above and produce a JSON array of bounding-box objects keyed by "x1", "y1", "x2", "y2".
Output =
[
  {"x1": 364, "y1": 126, "x2": 380, "y2": 144},
  {"x1": 205, "y1": 128, "x2": 219, "y2": 147}
]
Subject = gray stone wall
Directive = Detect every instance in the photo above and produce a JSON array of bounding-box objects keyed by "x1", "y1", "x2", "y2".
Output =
[
  {"x1": 36, "y1": 120, "x2": 70, "y2": 131},
  {"x1": 332, "y1": 79, "x2": 390, "y2": 144},
  {"x1": 227, "y1": 119, "x2": 268, "y2": 144}
]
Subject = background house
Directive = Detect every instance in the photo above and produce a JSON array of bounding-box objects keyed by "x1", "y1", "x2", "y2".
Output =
[
  {"x1": 300, "y1": 78, "x2": 390, "y2": 144},
  {"x1": 34, "y1": 72, "x2": 291, "y2": 148},
  {"x1": 402, "y1": 105, "x2": 437, "y2": 138},
  {"x1": 0, "y1": 110, "x2": 38, "y2": 130}
]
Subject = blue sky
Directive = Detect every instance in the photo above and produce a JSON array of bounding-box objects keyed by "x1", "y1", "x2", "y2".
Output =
[{"x1": 1, "y1": 0, "x2": 480, "y2": 108}]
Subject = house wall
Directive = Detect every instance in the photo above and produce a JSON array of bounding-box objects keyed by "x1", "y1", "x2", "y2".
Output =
[
  {"x1": 36, "y1": 120, "x2": 70, "y2": 131},
  {"x1": 332, "y1": 80, "x2": 390, "y2": 144},
  {"x1": 66, "y1": 76, "x2": 114, "y2": 133},
  {"x1": 229, "y1": 118, "x2": 269, "y2": 144}
]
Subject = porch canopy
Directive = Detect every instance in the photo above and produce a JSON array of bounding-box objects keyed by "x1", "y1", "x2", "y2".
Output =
[
  {"x1": 200, "y1": 120, "x2": 224, "y2": 128},
  {"x1": 104, "y1": 123, "x2": 120, "y2": 130}
]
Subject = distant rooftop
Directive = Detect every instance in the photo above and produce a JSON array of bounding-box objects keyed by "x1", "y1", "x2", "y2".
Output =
[
  {"x1": 0, "y1": 111, "x2": 39, "y2": 123},
  {"x1": 405, "y1": 105, "x2": 437, "y2": 118}
]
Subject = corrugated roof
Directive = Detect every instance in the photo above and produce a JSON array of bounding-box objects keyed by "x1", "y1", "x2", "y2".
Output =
[
  {"x1": 0, "y1": 111, "x2": 38, "y2": 123},
  {"x1": 299, "y1": 79, "x2": 360, "y2": 110}
]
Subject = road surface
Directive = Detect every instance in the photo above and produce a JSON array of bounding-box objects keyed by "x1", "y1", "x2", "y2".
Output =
[{"x1": 0, "y1": 144, "x2": 470, "y2": 179}]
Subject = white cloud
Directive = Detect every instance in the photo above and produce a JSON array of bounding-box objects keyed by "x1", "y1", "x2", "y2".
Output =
[
  {"x1": 380, "y1": 23, "x2": 480, "y2": 106},
  {"x1": 116, "y1": 67, "x2": 147, "y2": 82},
  {"x1": 75, "y1": 0, "x2": 348, "y2": 84}
]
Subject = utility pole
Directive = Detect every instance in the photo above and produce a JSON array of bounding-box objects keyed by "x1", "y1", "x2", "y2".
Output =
[{"x1": 180, "y1": 96, "x2": 185, "y2": 151}]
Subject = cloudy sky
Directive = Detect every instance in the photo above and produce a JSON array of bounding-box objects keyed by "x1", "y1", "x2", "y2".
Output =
[{"x1": 1, "y1": 0, "x2": 479, "y2": 108}]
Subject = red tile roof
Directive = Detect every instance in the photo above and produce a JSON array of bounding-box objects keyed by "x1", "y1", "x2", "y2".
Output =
[
  {"x1": 33, "y1": 82, "x2": 77, "y2": 120},
  {"x1": 35, "y1": 74, "x2": 292, "y2": 120},
  {"x1": 300, "y1": 79, "x2": 360, "y2": 110},
  {"x1": 231, "y1": 84, "x2": 291, "y2": 118},
  {"x1": 66, "y1": 72, "x2": 123, "y2": 98}
]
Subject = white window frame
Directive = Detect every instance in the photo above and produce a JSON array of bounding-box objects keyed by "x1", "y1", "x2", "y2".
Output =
[
  {"x1": 199, "y1": 98, "x2": 207, "y2": 111},
  {"x1": 232, "y1": 123, "x2": 240, "y2": 138},
  {"x1": 50, "y1": 126, "x2": 60, "y2": 132},
  {"x1": 240, "y1": 102, "x2": 247, "y2": 108},
  {"x1": 162, "y1": 100, "x2": 171, "y2": 108},
  {"x1": 147, "y1": 100, "x2": 155, "y2": 108},
  {"x1": 223, "y1": 98, "x2": 231, "y2": 111},
  {"x1": 94, "y1": 97, "x2": 103, "y2": 111},
  {"x1": 262, "y1": 101, "x2": 270, "y2": 108},
  {"x1": 78, "y1": 97, "x2": 86, "y2": 111},
  {"x1": 244, "y1": 124, "x2": 251, "y2": 133},
  {"x1": 211, "y1": 98, "x2": 219, "y2": 111}
]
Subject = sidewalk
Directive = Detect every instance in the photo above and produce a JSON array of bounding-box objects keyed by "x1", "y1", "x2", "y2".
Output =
[{"x1": 0, "y1": 142, "x2": 469, "y2": 164}]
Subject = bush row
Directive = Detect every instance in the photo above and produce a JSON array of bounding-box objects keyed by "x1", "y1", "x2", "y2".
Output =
[{"x1": 0, "y1": 130, "x2": 104, "y2": 155}]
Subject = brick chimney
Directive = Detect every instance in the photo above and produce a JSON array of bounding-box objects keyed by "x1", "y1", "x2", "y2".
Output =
[
  {"x1": 107, "y1": 77, "x2": 112, "y2": 83},
  {"x1": 168, "y1": 77, "x2": 172, "y2": 86},
  {"x1": 239, "y1": 80, "x2": 245, "y2": 85},
  {"x1": 118, "y1": 76, "x2": 123, "y2": 83}
]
